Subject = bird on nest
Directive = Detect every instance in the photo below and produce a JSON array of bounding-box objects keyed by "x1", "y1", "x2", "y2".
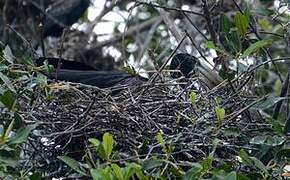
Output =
[{"x1": 35, "y1": 53, "x2": 222, "y2": 90}]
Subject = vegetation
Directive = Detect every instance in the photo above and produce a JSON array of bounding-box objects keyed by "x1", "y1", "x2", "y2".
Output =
[{"x1": 0, "y1": 0, "x2": 290, "y2": 179}]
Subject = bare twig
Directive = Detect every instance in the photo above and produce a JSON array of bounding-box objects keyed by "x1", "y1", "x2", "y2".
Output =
[{"x1": 134, "y1": 0, "x2": 203, "y2": 16}]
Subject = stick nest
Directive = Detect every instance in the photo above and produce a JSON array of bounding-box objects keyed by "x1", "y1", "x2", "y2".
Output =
[{"x1": 20, "y1": 75, "x2": 271, "y2": 176}]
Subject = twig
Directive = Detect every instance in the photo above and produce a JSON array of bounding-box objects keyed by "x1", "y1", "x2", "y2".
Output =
[
  {"x1": 182, "y1": 12, "x2": 209, "y2": 41},
  {"x1": 136, "y1": 17, "x2": 163, "y2": 63},
  {"x1": 134, "y1": 0, "x2": 203, "y2": 16},
  {"x1": 201, "y1": 0, "x2": 218, "y2": 44},
  {"x1": 231, "y1": 0, "x2": 283, "y2": 83},
  {"x1": 272, "y1": 72, "x2": 290, "y2": 120},
  {"x1": 6, "y1": 25, "x2": 37, "y2": 57},
  {"x1": 92, "y1": 16, "x2": 163, "y2": 49}
]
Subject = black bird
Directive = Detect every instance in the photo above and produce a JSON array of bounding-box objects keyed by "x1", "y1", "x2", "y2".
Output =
[
  {"x1": 35, "y1": 53, "x2": 213, "y2": 89},
  {"x1": 35, "y1": 57, "x2": 146, "y2": 88},
  {"x1": 171, "y1": 53, "x2": 223, "y2": 88},
  {"x1": 43, "y1": 0, "x2": 90, "y2": 37},
  {"x1": 170, "y1": 53, "x2": 198, "y2": 79}
]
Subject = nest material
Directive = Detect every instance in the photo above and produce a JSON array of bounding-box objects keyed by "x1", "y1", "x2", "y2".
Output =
[{"x1": 20, "y1": 75, "x2": 272, "y2": 176}]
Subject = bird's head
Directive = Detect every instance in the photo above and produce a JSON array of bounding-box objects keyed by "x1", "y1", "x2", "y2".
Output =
[{"x1": 170, "y1": 53, "x2": 198, "y2": 79}]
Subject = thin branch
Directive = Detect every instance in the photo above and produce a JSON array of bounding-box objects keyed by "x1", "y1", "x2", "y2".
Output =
[
  {"x1": 92, "y1": 16, "x2": 163, "y2": 49},
  {"x1": 231, "y1": 0, "x2": 283, "y2": 83},
  {"x1": 201, "y1": 0, "x2": 218, "y2": 45},
  {"x1": 182, "y1": 12, "x2": 209, "y2": 41},
  {"x1": 134, "y1": 0, "x2": 203, "y2": 16}
]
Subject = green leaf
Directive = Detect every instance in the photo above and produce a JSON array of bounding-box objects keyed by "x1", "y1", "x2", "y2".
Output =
[
  {"x1": 111, "y1": 163, "x2": 124, "y2": 180},
  {"x1": 266, "y1": 117, "x2": 283, "y2": 134},
  {"x1": 206, "y1": 41, "x2": 229, "y2": 56},
  {"x1": 212, "y1": 171, "x2": 237, "y2": 180},
  {"x1": 0, "y1": 90, "x2": 15, "y2": 110},
  {"x1": 156, "y1": 132, "x2": 167, "y2": 153},
  {"x1": 189, "y1": 91, "x2": 197, "y2": 104},
  {"x1": 215, "y1": 107, "x2": 225, "y2": 123},
  {"x1": 29, "y1": 171, "x2": 42, "y2": 180},
  {"x1": 0, "y1": 72, "x2": 16, "y2": 93},
  {"x1": 239, "y1": 150, "x2": 268, "y2": 174},
  {"x1": 102, "y1": 132, "x2": 114, "y2": 160},
  {"x1": 142, "y1": 159, "x2": 164, "y2": 170},
  {"x1": 35, "y1": 73, "x2": 48, "y2": 88},
  {"x1": 250, "y1": 157, "x2": 268, "y2": 174},
  {"x1": 251, "y1": 97, "x2": 288, "y2": 110},
  {"x1": 89, "y1": 138, "x2": 101, "y2": 151},
  {"x1": 3, "y1": 45, "x2": 15, "y2": 64},
  {"x1": 220, "y1": 14, "x2": 232, "y2": 36},
  {"x1": 255, "y1": 8, "x2": 275, "y2": 16},
  {"x1": 126, "y1": 163, "x2": 148, "y2": 180},
  {"x1": 0, "y1": 64, "x2": 9, "y2": 71},
  {"x1": 97, "y1": 145, "x2": 107, "y2": 160},
  {"x1": 90, "y1": 168, "x2": 112, "y2": 180},
  {"x1": 284, "y1": 115, "x2": 290, "y2": 135},
  {"x1": 0, "y1": 152, "x2": 18, "y2": 168},
  {"x1": 258, "y1": 18, "x2": 272, "y2": 30},
  {"x1": 241, "y1": 40, "x2": 270, "y2": 58},
  {"x1": 123, "y1": 163, "x2": 141, "y2": 180},
  {"x1": 239, "y1": 149, "x2": 253, "y2": 166},
  {"x1": 183, "y1": 163, "x2": 203, "y2": 180},
  {"x1": 224, "y1": 171, "x2": 237, "y2": 180},
  {"x1": 9, "y1": 124, "x2": 37, "y2": 144},
  {"x1": 14, "y1": 113, "x2": 24, "y2": 130},
  {"x1": 201, "y1": 155, "x2": 213, "y2": 171},
  {"x1": 234, "y1": 12, "x2": 248, "y2": 38},
  {"x1": 58, "y1": 156, "x2": 87, "y2": 176},
  {"x1": 249, "y1": 135, "x2": 285, "y2": 146},
  {"x1": 228, "y1": 28, "x2": 242, "y2": 54}
]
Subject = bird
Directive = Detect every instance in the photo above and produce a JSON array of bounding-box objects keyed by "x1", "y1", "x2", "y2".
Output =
[
  {"x1": 35, "y1": 53, "x2": 221, "y2": 89},
  {"x1": 35, "y1": 57, "x2": 146, "y2": 88},
  {"x1": 170, "y1": 53, "x2": 223, "y2": 89},
  {"x1": 42, "y1": 0, "x2": 90, "y2": 38},
  {"x1": 170, "y1": 53, "x2": 198, "y2": 79}
]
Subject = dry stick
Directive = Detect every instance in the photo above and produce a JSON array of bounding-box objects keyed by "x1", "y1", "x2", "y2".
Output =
[
  {"x1": 248, "y1": 57, "x2": 290, "y2": 74},
  {"x1": 226, "y1": 96, "x2": 267, "y2": 122},
  {"x1": 134, "y1": 0, "x2": 203, "y2": 16},
  {"x1": 182, "y1": 12, "x2": 209, "y2": 41},
  {"x1": 2, "y1": 0, "x2": 8, "y2": 44},
  {"x1": 159, "y1": 9, "x2": 188, "y2": 52},
  {"x1": 149, "y1": 34, "x2": 188, "y2": 84},
  {"x1": 26, "y1": 0, "x2": 68, "y2": 29},
  {"x1": 287, "y1": 73, "x2": 290, "y2": 120},
  {"x1": 92, "y1": 16, "x2": 163, "y2": 49},
  {"x1": 136, "y1": 17, "x2": 163, "y2": 64},
  {"x1": 161, "y1": 6, "x2": 222, "y2": 88},
  {"x1": 272, "y1": 72, "x2": 290, "y2": 120},
  {"x1": 135, "y1": 34, "x2": 187, "y2": 101},
  {"x1": 55, "y1": 30, "x2": 67, "y2": 81},
  {"x1": 39, "y1": 23, "x2": 46, "y2": 57},
  {"x1": 231, "y1": 0, "x2": 283, "y2": 83},
  {"x1": 202, "y1": 0, "x2": 218, "y2": 45},
  {"x1": 6, "y1": 25, "x2": 37, "y2": 57},
  {"x1": 231, "y1": 57, "x2": 290, "y2": 84},
  {"x1": 87, "y1": 0, "x2": 122, "y2": 33},
  {"x1": 227, "y1": 79, "x2": 253, "y2": 122},
  {"x1": 185, "y1": 30, "x2": 212, "y2": 66}
]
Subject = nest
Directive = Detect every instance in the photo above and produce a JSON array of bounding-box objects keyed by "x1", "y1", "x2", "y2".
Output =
[{"x1": 19, "y1": 74, "x2": 272, "y2": 177}]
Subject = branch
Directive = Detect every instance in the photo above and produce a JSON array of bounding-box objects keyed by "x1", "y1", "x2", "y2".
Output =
[
  {"x1": 92, "y1": 16, "x2": 162, "y2": 49},
  {"x1": 134, "y1": 0, "x2": 203, "y2": 16}
]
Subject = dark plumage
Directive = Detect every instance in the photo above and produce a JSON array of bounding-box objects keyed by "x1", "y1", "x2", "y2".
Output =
[
  {"x1": 36, "y1": 57, "x2": 96, "y2": 71},
  {"x1": 35, "y1": 57, "x2": 145, "y2": 88},
  {"x1": 43, "y1": 0, "x2": 90, "y2": 37},
  {"x1": 35, "y1": 53, "x2": 198, "y2": 88},
  {"x1": 170, "y1": 53, "x2": 198, "y2": 78}
]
